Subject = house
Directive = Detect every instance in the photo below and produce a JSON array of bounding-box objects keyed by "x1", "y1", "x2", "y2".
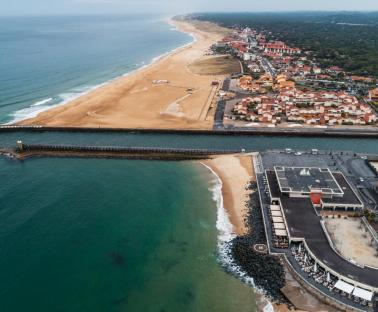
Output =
[
  {"x1": 243, "y1": 53, "x2": 255, "y2": 61},
  {"x1": 302, "y1": 66, "x2": 312, "y2": 75},
  {"x1": 248, "y1": 63, "x2": 261, "y2": 73},
  {"x1": 368, "y1": 88, "x2": 378, "y2": 101},
  {"x1": 278, "y1": 81, "x2": 295, "y2": 92},
  {"x1": 264, "y1": 41, "x2": 301, "y2": 55},
  {"x1": 328, "y1": 66, "x2": 343, "y2": 74},
  {"x1": 313, "y1": 67, "x2": 322, "y2": 74},
  {"x1": 350, "y1": 76, "x2": 374, "y2": 83},
  {"x1": 279, "y1": 89, "x2": 377, "y2": 126}
]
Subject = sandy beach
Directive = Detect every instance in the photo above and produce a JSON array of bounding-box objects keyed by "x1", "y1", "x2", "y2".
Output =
[
  {"x1": 203, "y1": 154, "x2": 336, "y2": 312},
  {"x1": 18, "y1": 19, "x2": 233, "y2": 129},
  {"x1": 203, "y1": 154, "x2": 255, "y2": 235}
]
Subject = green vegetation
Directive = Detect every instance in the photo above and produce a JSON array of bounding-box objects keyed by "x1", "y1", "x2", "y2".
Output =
[
  {"x1": 364, "y1": 210, "x2": 376, "y2": 223},
  {"x1": 251, "y1": 72, "x2": 261, "y2": 80},
  {"x1": 295, "y1": 103, "x2": 313, "y2": 108},
  {"x1": 194, "y1": 12, "x2": 378, "y2": 77},
  {"x1": 247, "y1": 103, "x2": 257, "y2": 110}
]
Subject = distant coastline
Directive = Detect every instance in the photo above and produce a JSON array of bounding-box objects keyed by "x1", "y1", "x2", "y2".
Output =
[
  {"x1": 8, "y1": 18, "x2": 195, "y2": 125},
  {"x1": 16, "y1": 18, "x2": 230, "y2": 129}
]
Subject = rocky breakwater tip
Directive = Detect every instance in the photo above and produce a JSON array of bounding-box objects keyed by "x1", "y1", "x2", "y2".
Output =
[{"x1": 229, "y1": 181, "x2": 287, "y2": 303}]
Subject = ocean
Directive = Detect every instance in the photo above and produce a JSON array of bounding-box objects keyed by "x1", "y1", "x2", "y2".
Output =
[
  {"x1": 0, "y1": 15, "x2": 193, "y2": 124},
  {"x1": 1, "y1": 14, "x2": 378, "y2": 312},
  {"x1": 0, "y1": 138, "x2": 376, "y2": 312},
  {"x1": 0, "y1": 157, "x2": 258, "y2": 311},
  {"x1": 0, "y1": 15, "x2": 263, "y2": 311}
]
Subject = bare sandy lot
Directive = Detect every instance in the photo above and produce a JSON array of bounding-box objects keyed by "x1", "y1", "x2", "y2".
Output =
[
  {"x1": 325, "y1": 217, "x2": 378, "y2": 268},
  {"x1": 18, "y1": 19, "x2": 231, "y2": 129},
  {"x1": 188, "y1": 55, "x2": 241, "y2": 76}
]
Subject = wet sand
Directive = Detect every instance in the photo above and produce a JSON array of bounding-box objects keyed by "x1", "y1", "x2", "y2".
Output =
[
  {"x1": 202, "y1": 154, "x2": 254, "y2": 236},
  {"x1": 18, "y1": 19, "x2": 231, "y2": 129}
]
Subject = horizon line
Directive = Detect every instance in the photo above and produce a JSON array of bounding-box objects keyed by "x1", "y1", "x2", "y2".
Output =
[{"x1": 1, "y1": 10, "x2": 378, "y2": 18}]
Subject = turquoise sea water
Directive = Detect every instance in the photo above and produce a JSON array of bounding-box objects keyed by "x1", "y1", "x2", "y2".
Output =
[
  {"x1": 0, "y1": 15, "x2": 192, "y2": 124},
  {"x1": 1, "y1": 13, "x2": 378, "y2": 312},
  {"x1": 0, "y1": 131, "x2": 377, "y2": 154},
  {"x1": 0, "y1": 157, "x2": 258, "y2": 311},
  {"x1": 0, "y1": 135, "x2": 376, "y2": 311}
]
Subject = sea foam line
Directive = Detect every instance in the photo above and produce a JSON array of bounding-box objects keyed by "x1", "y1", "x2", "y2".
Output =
[
  {"x1": 6, "y1": 82, "x2": 109, "y2": 124},
  {"x1": 5, "y1": 20, "x2": 196, "y2": 125},
  {"x1": 200, "y1": 163, "x2": 253, "y2": 280},
  {"x1": 201, "y1": 162, "x2": 275, "y2": 312},
  {"x1": 31, "y1": 97, "x2": 53, "y2": 107}
]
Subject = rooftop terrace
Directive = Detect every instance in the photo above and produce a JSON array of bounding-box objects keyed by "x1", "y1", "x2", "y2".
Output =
[{"x1": 274, "y1": 166, "x2": 343, "y2": 195}]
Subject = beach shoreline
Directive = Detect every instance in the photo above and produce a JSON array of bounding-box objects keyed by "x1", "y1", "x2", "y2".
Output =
[
  {"x1": 8, "y1": 23, "x2": 194, "y2": 125},
  {"x1": 201, "y1": 155, "x2": 282, "y2": 312},
  {"x1": 203, "y1": 155, "x2": 338, "y2": 312},
  {"x1": 202, "y1": 154, "x2": 254, "y2": 236},
  {"x1": 17, "y1": 18, "x2": 231, "y2": 129}
]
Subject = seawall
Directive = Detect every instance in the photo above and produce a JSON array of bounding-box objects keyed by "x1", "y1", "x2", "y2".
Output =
[
  {"x1": 0, "y1": 126, "x2": 378, "y2": 138},
  {"x1": 3, "y1": 144, "x2": 242, "y2": 161}
]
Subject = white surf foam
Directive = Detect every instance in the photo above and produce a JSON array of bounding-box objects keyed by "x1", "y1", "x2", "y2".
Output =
[
  {"x1": 201, "y1": 162, "x2": 276, "y2": 308},
  {"x1": 166, "y1": 18, "x2": 197, "y2": 44},
  {"x1": 31, "y1": 97, "x2": 53, "y2": 106},
  {"x1": 201, "y1": 164, "x2": 253, "y2": 283},
  {"x1": 7, "y1": 104, "x2": 56, "y2": 124},
  {"x1": 6, "y1": 78, "x2": 119, "y2": 124},
  {"x1": 263, "y1": 301, "x2": 275, "y2": 312},
  {"x1": 150, "y1": 36, "x2": 196, "y2": 65},
  {"x1": 6, "y1": 97, "x2": 55, "y2": 123}
]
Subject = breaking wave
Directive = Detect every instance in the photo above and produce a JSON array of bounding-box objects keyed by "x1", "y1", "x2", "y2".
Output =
[
  {"x1": 201, "y1": 163, "x2": 275, "y2": 312},
  {"x1": 31, "y1": 98, "x2": 53, "y2": 107}
]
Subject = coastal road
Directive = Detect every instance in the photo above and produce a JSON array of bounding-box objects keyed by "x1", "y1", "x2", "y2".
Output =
[
  {"x1": 1, "y1": 124, "x2": 378, "y2": 138},
  {"x1": 260, "y1": 58, "x2": 276, "y2": 77},
  {"x1": 213, "y1": 99, "x2": 226, "y2": 129}
]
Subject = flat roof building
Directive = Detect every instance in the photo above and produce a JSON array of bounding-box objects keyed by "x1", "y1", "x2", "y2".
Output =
[
  {"x1": 274, "y1": 166, "x2": 343, "y2": 197},
  {"x1": 264, "y1": 168, "x2": 377, "y2": 293},
  {"x1": 269, "y1": 167, "x2": 363, "y2": 210}
]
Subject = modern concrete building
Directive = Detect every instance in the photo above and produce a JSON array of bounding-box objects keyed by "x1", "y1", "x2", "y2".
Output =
[
  {"x1": 270, "y1": 166, "x2": 363, "y2": 211},
  {"x1": 263, "y1": 165, "x2": 377, "y2": 304}
]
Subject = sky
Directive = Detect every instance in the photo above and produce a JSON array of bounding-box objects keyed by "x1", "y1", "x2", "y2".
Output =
[{"x1": 2, "y1": 0, "x2": 378, "y2": 16}]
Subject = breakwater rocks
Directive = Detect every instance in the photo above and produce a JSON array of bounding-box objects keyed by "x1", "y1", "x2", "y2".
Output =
[
  {"x1": 11, "y1": 150, "x2": 212, "y2": 161},
  {"x1": 18, "y1": 144, "x2": 240, "y2": 155},
  {"x1": 231, "y1": 183, "x2": 286, "y2": 302},
  {"x1": 12, "y1": 144, "x2": 242, "y2": 161},
  {"x1": 0, "y1": 150, "x2": 17, "y2": 159},
  {"x1": 231, "y1": 236, "x2": 285, "y2": 300}
]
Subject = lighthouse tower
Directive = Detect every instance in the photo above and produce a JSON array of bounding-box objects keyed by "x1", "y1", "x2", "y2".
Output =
[{"x1": 17, "y1": 140, "x2": 23, "y2": 152}]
